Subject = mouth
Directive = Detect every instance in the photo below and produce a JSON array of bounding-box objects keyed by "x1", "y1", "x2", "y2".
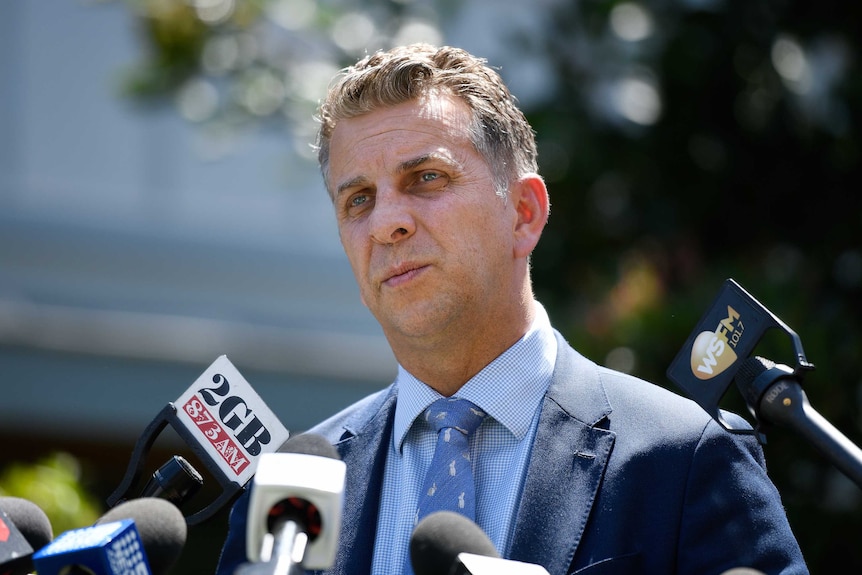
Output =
[{"x1": 382, "y1": 262, "x2": 429, "y2": 288}]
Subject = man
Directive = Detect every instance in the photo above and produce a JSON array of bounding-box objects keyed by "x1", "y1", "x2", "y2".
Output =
[{"x1": 216, "y1": 43, "x2": 808, "y2": 574}]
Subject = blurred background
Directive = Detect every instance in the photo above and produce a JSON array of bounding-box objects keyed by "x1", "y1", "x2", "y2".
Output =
[{"x1": 1, "y1": 0, "x2": 860, "y2": 573}]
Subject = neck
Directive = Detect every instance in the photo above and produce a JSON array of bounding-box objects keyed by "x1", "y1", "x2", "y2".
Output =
[{"x1": 391, "y1": 298, "x2": 536, "y2": 396}]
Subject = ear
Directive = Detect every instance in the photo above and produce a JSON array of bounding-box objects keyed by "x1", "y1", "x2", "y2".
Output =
[{"x1": 511, "y1": 173, "x2": 550, "y2": 259}]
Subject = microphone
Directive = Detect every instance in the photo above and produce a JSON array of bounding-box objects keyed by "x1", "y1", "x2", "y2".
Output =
[
  {"x1": 735, "y1": 356, "x2": 862, "y2": 488},
  {"x1": 32, "y1": 497, "x2": 187, "y2": 575},
  {"x1": 107, "y1": 355, "x2": 290, "y2": 525},
  {"x1": 95, "y1": 498, "x2": 187, "y2": 575},
  {"x1": 238, "y1": 433, "x2": 346, "y2": 574},
  {"x1": 0, "y1": 496, "x2": 53, "y2": 575},
  {"x1": 140, "y1": 455, "x2": 204, "y2": 506},
  {"x1": 410, "y1": 511, "x2": 498, "y2": 575},
  {"x1": 33, "y1": 519, "x2": 149, "y2": 575},
  {"x1": 410, "y1": 511, "x2": 550, "y2": 575}
]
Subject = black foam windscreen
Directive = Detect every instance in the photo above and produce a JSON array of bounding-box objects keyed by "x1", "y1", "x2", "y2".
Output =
[
  {"x1": 278, "y1": 433, "x2": 340, "y2": 460},
  {"x1": 410, "y1": 511, "x2": 499, "y2": 575},
  {"x1": 96, "y1": 497, "x2": 187, "y2": 575},
  {"x1": 0, "y1": 496, "x2": 54, "y2": 549}
]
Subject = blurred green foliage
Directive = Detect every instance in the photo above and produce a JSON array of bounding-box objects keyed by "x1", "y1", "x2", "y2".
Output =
[
  {"x1": 0, "y1": 452, "x2": 104, "y2": 536},
  {"x1": 114, "y1": 0, "x2": 862, "y2": 571}
]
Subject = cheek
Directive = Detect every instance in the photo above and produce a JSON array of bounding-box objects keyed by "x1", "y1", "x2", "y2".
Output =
[
  {"x1": 470, "y1": 205, "x2": 513, "y2": 246},
  {"x1": 338, "y1": 222, "x2": 362, "y2": 250},
  {"x1": 339, "y1": 228, "x2": 368, "y2": 271}
]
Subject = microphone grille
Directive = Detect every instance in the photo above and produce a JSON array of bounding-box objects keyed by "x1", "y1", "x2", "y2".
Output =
[{"x1": 736, "y1": 356, "x2": 773, "y2": 387}]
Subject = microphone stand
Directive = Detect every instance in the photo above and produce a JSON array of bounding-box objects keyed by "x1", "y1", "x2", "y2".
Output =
[
  {"x1": 268, "y1": 519, "x2": 307, "y2": 575},
  {"x1": 232, "y1": 519, "x2": 307, "y2": 575}
]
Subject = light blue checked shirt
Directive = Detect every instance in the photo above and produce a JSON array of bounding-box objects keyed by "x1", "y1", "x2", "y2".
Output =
[{"x1": 370, "y1": 302, "x2": 558, "y2": 574}]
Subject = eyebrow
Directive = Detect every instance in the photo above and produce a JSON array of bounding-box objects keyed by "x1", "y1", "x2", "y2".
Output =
[
  {"x1": 335, "y1": 175, "x2": 370, "y2": 198},
  {"x1": 334, "y1": 153, "x2": 451, "y2": 198},
  {"x1": 398, "y1": 153, "x2": 437, "y2": 173}
]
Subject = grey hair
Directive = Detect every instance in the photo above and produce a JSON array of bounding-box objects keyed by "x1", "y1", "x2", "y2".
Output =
[{"x1": 314, "y1": 43, "x2": 539, "y2": 200}]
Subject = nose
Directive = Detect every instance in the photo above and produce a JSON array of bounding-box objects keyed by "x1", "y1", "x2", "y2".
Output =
[{"x1": 369, "y1": 188, "x2": 415, "y2": 245}]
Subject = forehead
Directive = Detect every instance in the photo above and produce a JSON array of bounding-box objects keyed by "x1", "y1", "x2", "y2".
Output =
[{"x1": 328, "y1": 93, "x2": 475, "y2": 187}]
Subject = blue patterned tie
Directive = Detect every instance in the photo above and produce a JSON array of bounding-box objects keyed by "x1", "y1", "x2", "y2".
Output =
[{"x1": 415, "y1": 397, "x2": 486, "y2": 526}]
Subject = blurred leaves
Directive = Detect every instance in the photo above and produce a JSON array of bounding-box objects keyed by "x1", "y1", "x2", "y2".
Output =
[
  {"x1": 121, "y1": 0, "x2": 212, "y2": 98},
  {"x1": 115, "y1": 0, "x2": 447, "y2": 159},
  {"x1": 0, "y1": 452, "x2": 103, "y2": 535}
]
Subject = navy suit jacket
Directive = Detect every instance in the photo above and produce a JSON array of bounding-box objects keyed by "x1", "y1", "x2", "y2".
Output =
[{"x1": 216, "y1": 331, "x2": 808, "y2": 575}]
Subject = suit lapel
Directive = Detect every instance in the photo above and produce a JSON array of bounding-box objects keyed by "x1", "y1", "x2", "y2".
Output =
[
  {"x1": 509, "y1": 334, "x2": 615, "y2": 575},
  {"x1": 326, "y1": 391, "x2": 397, "y2": 575}
]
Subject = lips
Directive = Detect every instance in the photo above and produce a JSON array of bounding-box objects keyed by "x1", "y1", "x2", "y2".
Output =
[{"x1": 382, "y1": 262, "x2": 429, "y2": 287}]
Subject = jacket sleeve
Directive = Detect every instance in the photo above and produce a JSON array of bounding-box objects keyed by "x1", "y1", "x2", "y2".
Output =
[{"x1": 677, "y1": 414, "x2": 809, "y2": 574}]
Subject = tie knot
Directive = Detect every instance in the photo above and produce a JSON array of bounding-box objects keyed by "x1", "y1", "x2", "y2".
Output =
[{"x1": 425, "y1": 398, "x2": 485, "y2": 436}]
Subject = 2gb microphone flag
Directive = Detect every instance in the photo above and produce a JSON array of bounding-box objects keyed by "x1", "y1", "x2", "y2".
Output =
[
  {"x1": 108, "y1": 355, "x2": 290, "y2": 525},
  {"x1": 174, "y1": 355, "x2": 290, "y2": 487},
  {"x1": 666, "y1": 278, "x2": 812, "y2": 433}
]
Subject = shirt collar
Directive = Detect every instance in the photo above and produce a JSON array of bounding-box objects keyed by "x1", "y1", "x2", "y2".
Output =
[{"x1": 392, "y1": 302, "x2": 558, "y2": 452}]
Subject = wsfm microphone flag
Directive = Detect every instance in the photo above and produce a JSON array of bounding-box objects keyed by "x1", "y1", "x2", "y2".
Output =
[{"x1": 666, "y1": 278, "x2": 813, "y2": 434}]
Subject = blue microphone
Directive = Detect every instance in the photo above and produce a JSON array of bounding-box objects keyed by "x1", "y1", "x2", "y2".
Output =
[
  {"x1": 32, "y1": 519, "x2": 150, "y2": 575},
  {"x1": 32, "y1": 497, "x2": 186, "y2": 575}
]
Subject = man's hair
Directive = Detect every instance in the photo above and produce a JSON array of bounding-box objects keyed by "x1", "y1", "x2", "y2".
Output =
[{"x1": 315, "y1": 43, "x2": 539, "y2": 199}]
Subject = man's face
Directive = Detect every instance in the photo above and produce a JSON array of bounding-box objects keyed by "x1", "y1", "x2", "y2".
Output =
[{"x1": 327, "y1": 92, "x2": 519, "y2": 345}]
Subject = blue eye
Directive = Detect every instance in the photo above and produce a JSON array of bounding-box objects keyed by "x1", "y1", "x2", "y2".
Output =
[
  {"x1": 350, "y1": 194, "x2": 368, "y2": 207},
  {"x1": 421, "y1": 172, "x2": 439, "y2": 182}
]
